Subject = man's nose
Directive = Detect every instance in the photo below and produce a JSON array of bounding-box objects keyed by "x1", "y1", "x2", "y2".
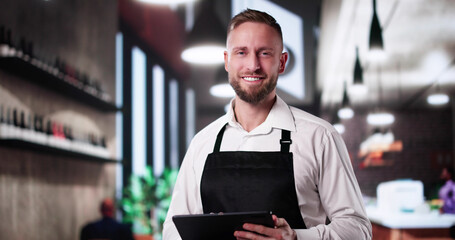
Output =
[{"x1": 246, "y1": 55, "x2": 260, "y2": 71}]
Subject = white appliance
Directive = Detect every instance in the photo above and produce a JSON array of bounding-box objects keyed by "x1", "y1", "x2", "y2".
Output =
[{"x1": 377, "y1": 180, "x2": 424, "y2": 213}]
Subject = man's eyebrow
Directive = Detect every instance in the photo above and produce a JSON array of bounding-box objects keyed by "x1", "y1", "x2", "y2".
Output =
[
  {"x1": 231, "y1": 46, "x2": 247, "y2": 51},
  {"x1": 258, "y1": 47, "x2": 275, "y2": 52},
  {"x1": 230, "y1": 47, "x2": 275, "y2": 52}
]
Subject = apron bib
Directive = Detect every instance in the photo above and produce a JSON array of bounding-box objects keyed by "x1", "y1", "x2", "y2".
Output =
[{"x1": 200, "y1": 124, "x2": 306, "y2": 229}]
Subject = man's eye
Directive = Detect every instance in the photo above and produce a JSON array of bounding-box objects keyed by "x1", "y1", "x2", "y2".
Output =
[
  {"x1": 261, "y1": 52, "x2": 271, "y2": 56},
  {"x1": 237, "y1": 51, "x2": 245, "y2": 55}
]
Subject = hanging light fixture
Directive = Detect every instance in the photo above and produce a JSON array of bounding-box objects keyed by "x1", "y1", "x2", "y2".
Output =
[
  {"x1": 338, "y1": 81, "x2": 354, "y2": 119},
  {"x1": 210, "y1": 66, "x2": 235, "y2": 98},
  {"x1": 368, "y1": 0, "x2": 386, "y2": 61},
  {"x1": 349, "y1": 47, "x2": 368, "y2": 96},
  {"x1": 427, "y1": 81, "x2": 450, "y2": 106},
  {"x1": 427, "y1": 93, "x2": 449, "y2": 105},
  {"x1": 181, "y1": 0, "x2": 226, "y2": 65},
  {"x1": 367, "y1": 65, "x2": 394, "y2": 126},
  {"x1": 332, "y1": 112, "x2": 345, "y2": 134},
  {"x1": 367, "y1": 111, "x2": 395, "y2": 126}
]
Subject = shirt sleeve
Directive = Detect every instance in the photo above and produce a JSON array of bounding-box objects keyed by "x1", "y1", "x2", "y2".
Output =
[
  {"x1": 297, "y1": 130, "x2": 372, "y2": 240},
  {"x1": 162, "y1": 140, "x2": 202, "y2": 240}
]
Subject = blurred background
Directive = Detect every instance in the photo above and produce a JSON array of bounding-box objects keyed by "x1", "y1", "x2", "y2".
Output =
[{"x1": 0, "y1": 0, "x2": 454, "y2": 239}]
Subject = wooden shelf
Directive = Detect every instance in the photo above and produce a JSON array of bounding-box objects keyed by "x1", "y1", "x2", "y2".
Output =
[
  {"x1": 0, "y1": 138, "x2": 121, "y2": 163},
  {"x1": 0, "y1": 56, "x2": 118, "y2": 112}
]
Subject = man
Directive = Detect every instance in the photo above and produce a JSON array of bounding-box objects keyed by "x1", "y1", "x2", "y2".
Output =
[
  {"x1": 80, "y1": 198, "x2": 135, "y2": 240},
  {"x1": 163, "y1": 9, "x2": 372, "y2": 240}
]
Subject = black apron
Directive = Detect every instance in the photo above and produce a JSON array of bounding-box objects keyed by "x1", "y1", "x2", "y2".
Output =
[{"x1": 200, "y1": 123, "x2": 306, "y2": 229}]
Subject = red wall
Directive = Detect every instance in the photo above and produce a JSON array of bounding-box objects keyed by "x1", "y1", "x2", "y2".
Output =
[{"x1": 118, "y1": 0, "x2": 189, "y2": 79}]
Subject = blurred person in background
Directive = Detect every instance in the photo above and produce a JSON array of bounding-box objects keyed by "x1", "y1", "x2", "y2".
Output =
[
  {"x1": 80, "y1": 198, "x2": 135, "y2": 240},
  {"x1": 439, "y1": 167, "x2": 455, "y2": 214}
]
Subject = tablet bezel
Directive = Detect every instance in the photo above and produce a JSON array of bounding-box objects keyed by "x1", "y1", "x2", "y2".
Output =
[{"x1": 172, "y1": 211, "x2": 274, "y2": 240}]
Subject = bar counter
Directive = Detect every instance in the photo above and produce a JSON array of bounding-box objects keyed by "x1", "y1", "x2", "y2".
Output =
[{"x1": 366, "y1": 206, "x2": 455, "y2": 239}]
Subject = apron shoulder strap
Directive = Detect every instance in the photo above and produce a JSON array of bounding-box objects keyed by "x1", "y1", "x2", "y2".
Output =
[
  {"x1": 214, "y1": 124, "x2": 291, "y2": 153},
  {"x1": 280, "y1": 130, "x2": 292, "y2": 153},
  {"x1": 213, "y1": 123, "x2": 228, "y2": 152}
]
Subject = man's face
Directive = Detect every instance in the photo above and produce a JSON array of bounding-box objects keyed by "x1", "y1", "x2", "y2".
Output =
[{"x1": 224, "y1": 22, "x2": 288, "y2": 104}]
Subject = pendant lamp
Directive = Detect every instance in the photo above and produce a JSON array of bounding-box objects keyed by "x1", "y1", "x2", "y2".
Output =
[
  {"x1": 367, "y1": 66, "x2": 394, "y2": 126},
  {"x1": 367, "y1": 111, "x2": 395, "y2": 126},
  {"x1": 427, "y1": 93, "x2": 449, "y2": 105},
  {"x1": 349, "y1": 47, "x2": 368, "y2": 96},
  {"x1": 338, "y1": 81, "x2": 354, "y2": 119},
  {"x1": 210, "y1": 66, "x2": 235, "y2": 98},
  {"x1": 368, "y1": 0, "x2": 385, "y2": 60},
  {"x1": 427, "y1": 82, "x2": 450, "y2": 106},
  {"x1": 181, "y1": 0, "x2": 226, "y2": 65},
  {"x1": 332, "y1": 112, "x2": 345, "y2": 134}
]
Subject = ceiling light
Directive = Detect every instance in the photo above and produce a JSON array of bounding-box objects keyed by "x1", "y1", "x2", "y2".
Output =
[
  {"x1": 338, "y1": 107, "x2": 354, "y2": 119},
  {"x1": 210, "y1": 66, "x2": 235, "y2": 98},
  {"x1": 338, "y1": 81, "x2": 354, "y2": 119},
  {"x1": 210, "y1": 83, "x2": 235, "y2": 98},
  {"x1": 182, "y1": 46, "x2": 225, "y2": 64},
  {"x1": 181, "y1": 1, "x2": 226, "y2": 65},
  {"x1": 349, "y1": 84, "x2": 368, "y2": 96},
  {"x1": 367, "y1": 112, "x2": 395, "y2": 126},
  {"x1": 224, "y1": 103, "x2": 231, "y2": 113},
  {"x1": 427, "y1": 93, "x2": 449, "y2": 105},
  {"x1": 350, "y1": 47, "x2": 368, "y2": 96},
  {"x1": 331, "y1": 112, "x2": 345, "y2": 134},
  {"x1": 368, "y1": 0, "x2": 385, "y2": 61},
  {"x1": 333, "y1": 123, "x2": 345, "y2": 134}
]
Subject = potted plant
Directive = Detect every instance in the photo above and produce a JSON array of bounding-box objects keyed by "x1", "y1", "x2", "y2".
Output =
[{"x1": 121, "y1": 166, "x2": 178, "y2": 240}]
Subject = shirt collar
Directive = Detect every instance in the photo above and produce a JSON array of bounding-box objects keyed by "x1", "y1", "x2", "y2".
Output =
[{"x1": 224, "y1": 95, "x2": 296, "y2": 133}]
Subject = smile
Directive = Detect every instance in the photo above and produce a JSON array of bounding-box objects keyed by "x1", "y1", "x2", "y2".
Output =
[{"x1": 242, "y1": 76, "x2": 264, "y2": 81}]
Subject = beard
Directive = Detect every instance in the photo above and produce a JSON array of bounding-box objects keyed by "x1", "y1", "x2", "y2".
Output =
[{"x1": 229, "y1": 72, "x2": 278, "y2": 104}]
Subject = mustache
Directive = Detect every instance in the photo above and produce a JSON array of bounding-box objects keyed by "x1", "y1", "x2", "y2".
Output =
[{"x1": 239, "y1": 71, "x2": 267, "y2": 77}]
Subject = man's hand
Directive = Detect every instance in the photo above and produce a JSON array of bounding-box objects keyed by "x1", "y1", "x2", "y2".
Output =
[{"x1": 234, "y1": 215, "x2": 297, "y2": 240}]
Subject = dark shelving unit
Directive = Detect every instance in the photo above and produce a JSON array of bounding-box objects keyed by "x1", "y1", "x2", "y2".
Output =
[
  {"x1": 0, "y1": 138, "x2": 120, "y2": 163},
  {"x1": 0, "y1": 56, "x2": 118, "y2": 112}
]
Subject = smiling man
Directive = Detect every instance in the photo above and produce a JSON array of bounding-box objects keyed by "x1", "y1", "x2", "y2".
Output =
[{"x1": 163, "y1": 9, "x2": 372, "y2": 240}]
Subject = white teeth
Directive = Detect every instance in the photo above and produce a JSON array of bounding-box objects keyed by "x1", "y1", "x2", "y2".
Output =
[{"x1": 243, "y1": 77, "x2": 261, "y2": 81}]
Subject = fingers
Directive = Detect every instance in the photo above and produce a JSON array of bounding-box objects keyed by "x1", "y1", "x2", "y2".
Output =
[
  {"x1": 273, "y1": 215, "x2": 287, "y2": 228},
  {"x1": 234, "y1": 229, "x2": 268, "y2": 240},
  {"x1": 234, "y1": 216, "x2": 295, "y2": 240},
  {"x1": 237, "y1": 223, "x2": 280, "y2": 239}
]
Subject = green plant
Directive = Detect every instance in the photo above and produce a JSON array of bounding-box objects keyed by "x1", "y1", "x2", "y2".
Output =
[{"x1": 121, "y1": 166, "x2": 178, "y2": 237}]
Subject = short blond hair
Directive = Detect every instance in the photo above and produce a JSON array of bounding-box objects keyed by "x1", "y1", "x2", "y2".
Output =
[{"x1": 227, "y1": 8, "x2": 283, "y2": 43}]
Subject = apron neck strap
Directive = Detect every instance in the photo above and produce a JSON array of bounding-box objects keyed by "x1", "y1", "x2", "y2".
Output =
[
  {"x1": 280, "y1": 130, "x2": 292, "y2": 153},
  {"x1": 214, "y1": 123, "x2": 292, "y2": 153},
  {"x1": 213, "y1": 123, "x2": 228, "y2": 152}
]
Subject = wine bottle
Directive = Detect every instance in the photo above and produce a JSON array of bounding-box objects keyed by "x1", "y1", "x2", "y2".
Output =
[
  {"x1": 6, "y1": 107, "x2": 11, "y2": 125},
  {"x1": 0, "y1": 105, "x2": 4, "y2": 123},
  {"x1": 20, "y1": 111, "x2": 26, "y2": 128},
  {"x1": 46, "y1": 119, "x2": 52, "y2": 135},
  {"x1": 13, "y1": 109, "x2": 19, "y2": 127},
  {"x1": 27, "y1": 41, "x2": 34, "y2": 60},
  {"x1": 34, "y1": 114, "x2": 39, "y2": 132},
  {"x1": 6, "y1": 29, "x2": 16, "y2": 57},
  {"x1": 17, "y1": 37, "x2": 25, "y2": 59},
  {"x1": 100, "y1": 136, "x2": 106, "y2": 148},
  {"x1": 0, "y1": 26, "x2": 8, "y2": 57}
]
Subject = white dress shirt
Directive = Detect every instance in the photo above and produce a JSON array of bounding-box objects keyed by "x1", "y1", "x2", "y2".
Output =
[{"x1": 163, "y1": 95, "x2": 372, "y2": 240}]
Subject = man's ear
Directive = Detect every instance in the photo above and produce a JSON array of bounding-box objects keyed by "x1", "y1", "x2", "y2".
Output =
[
  {"x1": 224, "y1": 51, "x2": 229, "y2": 71},
  {"x1": 279, "y1": 52, "x2": 289, "y2": 74}
]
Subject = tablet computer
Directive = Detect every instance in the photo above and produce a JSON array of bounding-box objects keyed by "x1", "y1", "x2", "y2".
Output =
[{"x1": 172, "y1": 211, "x2": 274, "y2": 240}]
